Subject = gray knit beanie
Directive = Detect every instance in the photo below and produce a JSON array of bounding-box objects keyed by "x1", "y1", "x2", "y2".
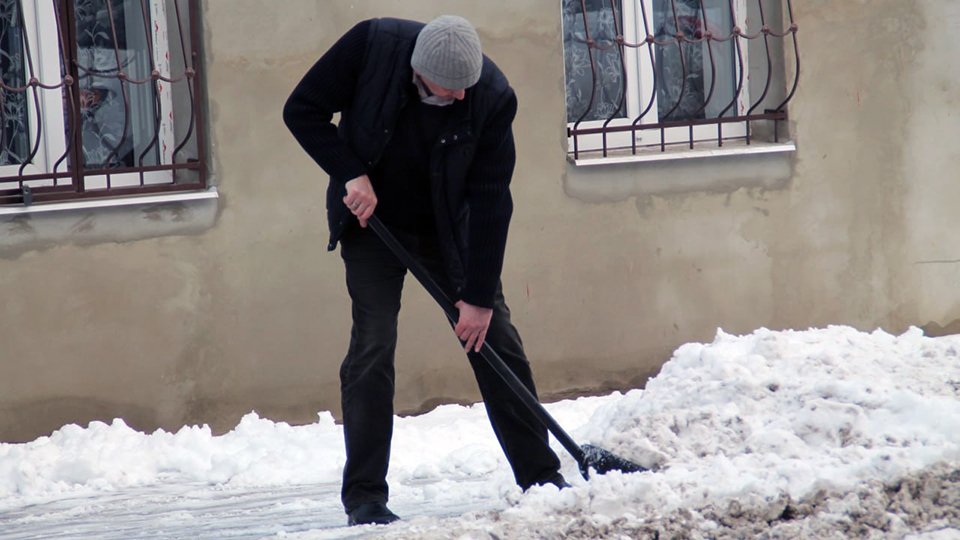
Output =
[{"x1": 411, "y1": 15, "x2": 483, "y2": 90}]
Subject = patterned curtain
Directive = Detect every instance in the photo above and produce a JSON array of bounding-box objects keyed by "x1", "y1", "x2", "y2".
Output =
[
  {"x1": 0, "y1": 2, "x2": 28, "y2": 166},
  {"x1": 562, "y1": 0, "x2": 627, "y2": 123},
  {"x1": 654, "y1": 0, "x2": 708, "y2": 121},
  {"x1": 74, "y1": 0, "x2": 135, "y2": 169}
]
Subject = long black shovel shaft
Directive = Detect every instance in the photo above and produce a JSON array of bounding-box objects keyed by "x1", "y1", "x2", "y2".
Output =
[{"x1": 366, "y1": 216, "x2": 587, "y2": 465}]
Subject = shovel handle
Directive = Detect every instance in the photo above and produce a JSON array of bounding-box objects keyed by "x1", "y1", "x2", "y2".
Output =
[{"x1": 366, "y1": 215, "x2": 588, "y2": 468}]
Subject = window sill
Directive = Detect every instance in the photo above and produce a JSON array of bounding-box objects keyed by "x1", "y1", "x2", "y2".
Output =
[
  {"x1": 0, "y1": 187, "x2": 219, "y2": 216},
  {"x1": 568, "y1": 140, "x2": 797, "y2": 167}
]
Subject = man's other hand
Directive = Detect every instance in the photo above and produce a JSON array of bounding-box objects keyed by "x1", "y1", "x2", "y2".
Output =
[{"x1": 454, "y1": 301, "x2": 493, "y2": 353}]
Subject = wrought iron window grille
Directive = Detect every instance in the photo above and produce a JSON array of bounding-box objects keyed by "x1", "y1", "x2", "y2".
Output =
[
  {"x1": 563, "y1": 0, "x2": 799, "y2": 161},
  {"x1": 0, "y1": 0, "x2": 205, "y2": 206}
]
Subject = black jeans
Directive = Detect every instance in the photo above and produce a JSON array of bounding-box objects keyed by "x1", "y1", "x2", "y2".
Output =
[{"x1": 338, "y1": 224, "x2": 561, "y2": 512}]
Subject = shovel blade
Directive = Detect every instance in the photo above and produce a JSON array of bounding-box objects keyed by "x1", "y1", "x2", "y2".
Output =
[{"x1": 578, "y1": 444, "x2": 647, "y2": 480}]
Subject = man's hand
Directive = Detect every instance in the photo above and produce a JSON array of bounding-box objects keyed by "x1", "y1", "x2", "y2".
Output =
[
  {"x1": 454, "y1": 301, "x2": 493, "y2": 353},
  {"x1": 343, "y1": 175, "x2": 377, "y2": 227}
]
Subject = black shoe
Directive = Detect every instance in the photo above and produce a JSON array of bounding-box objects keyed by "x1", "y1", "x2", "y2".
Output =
[
  {"x1": 346, "y1": 502, "x2": 400, "y2": 526},
  {"x1": 535, "y1": 472, "x2": 572, "y2": 490}
]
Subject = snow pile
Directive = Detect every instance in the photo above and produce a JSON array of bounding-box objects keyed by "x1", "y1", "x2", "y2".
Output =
[
  {"x1": 0, "y1": 411, "x2": 347, "y2": 499},
  {"x1": 563, "y1": 326, "x2": 960, "y2": 514}
]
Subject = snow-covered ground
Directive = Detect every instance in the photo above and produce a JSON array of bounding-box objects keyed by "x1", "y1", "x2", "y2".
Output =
[{"x1": 2, "y1": 325, "x2": 959, "y2": 539}]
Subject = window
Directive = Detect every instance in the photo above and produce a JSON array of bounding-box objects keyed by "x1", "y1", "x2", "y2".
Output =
[
  {"x1": 0, "y1": 0, "x2": 205, "y2": 206},
  {"x1": 562, "y1": 0, "x2": 799, "y2": 161}
]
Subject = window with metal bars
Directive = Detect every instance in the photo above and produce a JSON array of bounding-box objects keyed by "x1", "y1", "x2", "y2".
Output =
[
  {"x1": 0, "y1": 0, "x2": 205, "y2": 206},
  {"x1": 562, "y1": 0, "x2": 799, "y2": 162}
]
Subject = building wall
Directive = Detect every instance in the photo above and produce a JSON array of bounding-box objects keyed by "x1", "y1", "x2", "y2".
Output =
[{"x1": 2, "y1": 0, "x2": 958, "y2": 442}]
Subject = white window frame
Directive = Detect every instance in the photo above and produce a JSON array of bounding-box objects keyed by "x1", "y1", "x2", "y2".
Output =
[{"x1": 564, "y1": 0, "x2": 751, "y2": 156}]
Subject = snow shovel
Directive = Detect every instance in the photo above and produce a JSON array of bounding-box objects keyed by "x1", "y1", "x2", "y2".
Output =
[{"x1": 367, "y1": 214, "x2": 646, "y2": 480}]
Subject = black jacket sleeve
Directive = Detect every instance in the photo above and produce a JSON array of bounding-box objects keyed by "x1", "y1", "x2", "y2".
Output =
[
  {"x1": 283, "y1": 20, "x2": 371, "y2": 184},
  {"x1": 460, "y1": 88, "x2": 518, "y2": 308}
]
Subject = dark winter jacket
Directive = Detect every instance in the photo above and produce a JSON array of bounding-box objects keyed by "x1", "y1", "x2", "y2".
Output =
[{"x1": 283, "y1": 18, "x2": 518, "y2": 308}]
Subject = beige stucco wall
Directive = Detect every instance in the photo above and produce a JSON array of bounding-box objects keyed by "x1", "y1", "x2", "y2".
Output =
[{"x1": 2, "y1": 0, "x2": 959, "y2": 443}]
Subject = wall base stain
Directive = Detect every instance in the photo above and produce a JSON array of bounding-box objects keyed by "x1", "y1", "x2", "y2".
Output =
[
  {"x1": 0, "y1": 397, "x2": 158, "y2": 444},
  {"x1": 920, "y1": 319, "x2": 960, "y2": 338}
]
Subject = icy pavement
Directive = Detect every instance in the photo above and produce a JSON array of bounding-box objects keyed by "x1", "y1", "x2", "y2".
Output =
[
  {"x1": 0, "y1": 480, "x2": 505, "y2": 539},
  {"x1": 2, "y1": 325, "x2": 960, "y2": 539},
  {"x1": 1, "y1": 483, "x2": 343, "y2": 539}
]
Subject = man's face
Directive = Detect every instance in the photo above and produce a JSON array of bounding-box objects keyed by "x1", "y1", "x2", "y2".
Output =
[{"x1": 418, "y1": 75, "x2": 467, "y2": 101}]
